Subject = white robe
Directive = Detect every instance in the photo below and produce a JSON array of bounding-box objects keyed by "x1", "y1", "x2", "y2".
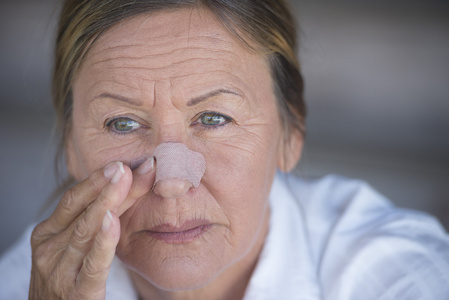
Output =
[{"x1": 1, "y1": 173, "x2": 448, "y2": 299}]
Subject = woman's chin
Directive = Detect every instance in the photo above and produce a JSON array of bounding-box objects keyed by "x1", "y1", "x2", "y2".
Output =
[{"x1": 127, "y1": 256, "x2": 221, "y2": 291}]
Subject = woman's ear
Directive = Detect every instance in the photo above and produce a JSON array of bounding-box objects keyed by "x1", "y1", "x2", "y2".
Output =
[{"x1": 277, "y1": 128, "x2": 304, "y2": 172}]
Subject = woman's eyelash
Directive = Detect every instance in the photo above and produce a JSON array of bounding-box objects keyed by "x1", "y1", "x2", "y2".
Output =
[
  {"x1": 194, "y1": 112, "x2": 233, "y2": 129},
  {"x1": 105, "y1": 117, "x2": 142, "y2": 135}
]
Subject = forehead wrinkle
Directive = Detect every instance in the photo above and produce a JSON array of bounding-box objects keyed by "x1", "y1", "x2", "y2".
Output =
[
  {"x1": 86, "y1": 8, "x2": 250, "y2": 69},
  {"x1": 88, "y1": 57, "x2": 246, "y2": 87},
  {"x1": 88, "y1": 52, "x2": 248, "y2": 85},
  {"x1": 85, "y1": 30, "x2": 250, "y2": 80},
  {"x1": 89, "y1": 43, "x2": 147, "y2": 58},
  {"x1": 88, "y1": 45, "x2": 241, "y2": 72},
  {"x1": 89, "y1": 33, "x2": 235, "y2": 63},
  {"x1": 91, "y1": 79, "x2": 143, "y2": 92}
]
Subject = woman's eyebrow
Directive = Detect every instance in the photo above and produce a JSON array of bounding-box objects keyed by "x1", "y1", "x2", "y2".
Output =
[
  {"x1": 92, "y1": 93, "x2": 143, "y2": 106},
  {"x1": 92, "y1": 89, "x2": 240, "y2": 107},
  {"x1": 187, "y1": 89, "x2": 241, "y2": 106}
]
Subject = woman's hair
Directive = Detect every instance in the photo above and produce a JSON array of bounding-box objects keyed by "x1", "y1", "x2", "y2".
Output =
[{"x1": 53, "y1": 0, "x2": 305, "y2": 177}]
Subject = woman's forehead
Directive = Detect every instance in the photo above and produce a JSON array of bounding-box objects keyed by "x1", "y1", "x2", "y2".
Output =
[
  {"x1": 85, "y1": 8, "x2": 246, "y2": 66},
  {"x1": 74, "y1": 8, "x2": 272, "y2": 109}
]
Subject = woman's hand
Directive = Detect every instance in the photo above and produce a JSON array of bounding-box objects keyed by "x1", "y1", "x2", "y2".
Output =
[{"x1": 29, "y1": 159, "x2": 154, "y2": 300}]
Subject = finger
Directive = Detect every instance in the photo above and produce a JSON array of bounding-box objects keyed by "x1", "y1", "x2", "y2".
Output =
[
  {"x1": 59, "y1": 163, "x2": 132, "y2": 273},
  {"x1": 38, "y1": 162, "x2": 123, "y2": 236},
  {"x1": 117, "y1": 157, "x2": 156, "y2": 215},
  {"x1": 74, "y1": 210, "x2": 120, "y2": 299}
]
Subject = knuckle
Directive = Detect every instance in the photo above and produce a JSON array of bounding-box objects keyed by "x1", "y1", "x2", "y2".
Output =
[
  {"x1": 31, "y1": 234, "x2": 66, "y2": 275},
  {"x1": 60, "y1": 188, "x2": 76, "y2": 213},
  {"x1": 30, "y1": 220, "x2": 57, "y2": 249},
  {"x1": 30, "y1": 223, "x2": 46, "y2": 247},
  {"x1": 82, "y1": 255, "x2": 105, "y2": 278},
  {"x1": 71, "y1": 217, "x2": 91, "y2": 248},
  {"x1": 33, "y1": 243, "x2": 53, "y2": 271},
  {"x1": 34, "y1": 255, "x2": 47, "y2": 272}
]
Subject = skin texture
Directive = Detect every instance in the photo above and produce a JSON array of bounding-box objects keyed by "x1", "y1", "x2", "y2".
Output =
[{"x1": 30, "y1": 7, "x2": 303, "y2": 300}]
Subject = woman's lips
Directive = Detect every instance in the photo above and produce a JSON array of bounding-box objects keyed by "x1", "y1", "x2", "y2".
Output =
[{"x1": 146, "y1": 220, "x2": 212, "y2": 244}]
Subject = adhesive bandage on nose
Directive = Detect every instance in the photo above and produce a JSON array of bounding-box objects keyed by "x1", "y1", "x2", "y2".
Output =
[{"x1": 152, "y1": 142, "x2": 206, "y2": 188}]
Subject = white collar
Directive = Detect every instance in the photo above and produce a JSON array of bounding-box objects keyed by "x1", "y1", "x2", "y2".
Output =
[{"x1": 243, "y1": 172, "x2": 321, "y2": 300}]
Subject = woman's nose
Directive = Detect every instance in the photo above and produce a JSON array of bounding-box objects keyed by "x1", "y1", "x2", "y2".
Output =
[
  {"x1": 151, "y1": 142, "x2": 206, "y2": 199},
  {"x1": 152, "y1": 178, "x2": 192, "y2": 199}
]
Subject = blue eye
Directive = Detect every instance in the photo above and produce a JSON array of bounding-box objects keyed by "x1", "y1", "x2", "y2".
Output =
[
  {"x1": 108, "y1": 118, "x2": 141, "y2": 133},
  {"x1": 199, "y1": 112, "x2": 230, "y2": 127}
]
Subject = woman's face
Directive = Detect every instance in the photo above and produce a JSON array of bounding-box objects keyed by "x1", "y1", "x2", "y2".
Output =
[{"x1": 67, "y1": 8, "x2": 300, "y2": 290}]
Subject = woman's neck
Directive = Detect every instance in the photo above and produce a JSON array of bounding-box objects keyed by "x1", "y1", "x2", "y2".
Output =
[{"x1": 130, "y1": 208, "x2": 270, "y2": 300}]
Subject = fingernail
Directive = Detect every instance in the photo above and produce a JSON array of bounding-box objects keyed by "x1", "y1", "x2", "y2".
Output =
[
  {"x1": 111, "y1": 161, "x2": 125, "y2": 184},
  {"x1": 102, "y1": 210, "x2": 113, "y2": 232},
  {"x1": 137, "y1": 157, "x2": 154, "y2": 175},
  {"x1": 104, "y1": 162, "x2": 118, "y2": 179}
]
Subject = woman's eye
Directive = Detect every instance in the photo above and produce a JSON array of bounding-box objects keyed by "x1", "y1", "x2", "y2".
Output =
[
  {"x1": 108, "y1": 118, "x2": 141, "y2": 133},
  {"x1": 199, "y1": 112, "x2": 231, "y2": 127}
]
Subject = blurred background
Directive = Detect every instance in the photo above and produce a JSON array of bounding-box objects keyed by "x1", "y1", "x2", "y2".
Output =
[{"x1": 1, "y1": 0, "x2": 448, "y2": 256}]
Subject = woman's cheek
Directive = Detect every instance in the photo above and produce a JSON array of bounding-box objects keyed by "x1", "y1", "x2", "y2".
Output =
[
  {"x1": 77, "y1": 133, "x2": 151, "y2": 174},
  {"x1": 200, "y1": 123, "x2": 274, "y2": 170},
  {"x1": 200, "y1": 128, "x2": 272, "y2": 211}
]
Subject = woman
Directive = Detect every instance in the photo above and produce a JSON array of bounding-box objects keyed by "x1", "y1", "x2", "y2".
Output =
[{"x1": 0, "y1": 0, "x2": 448, "y2": 299}]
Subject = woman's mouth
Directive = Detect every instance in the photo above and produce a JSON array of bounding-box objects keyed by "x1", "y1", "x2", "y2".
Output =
[{"x1": 146, "y1": 220, "x2": 213, "y2": 244}]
